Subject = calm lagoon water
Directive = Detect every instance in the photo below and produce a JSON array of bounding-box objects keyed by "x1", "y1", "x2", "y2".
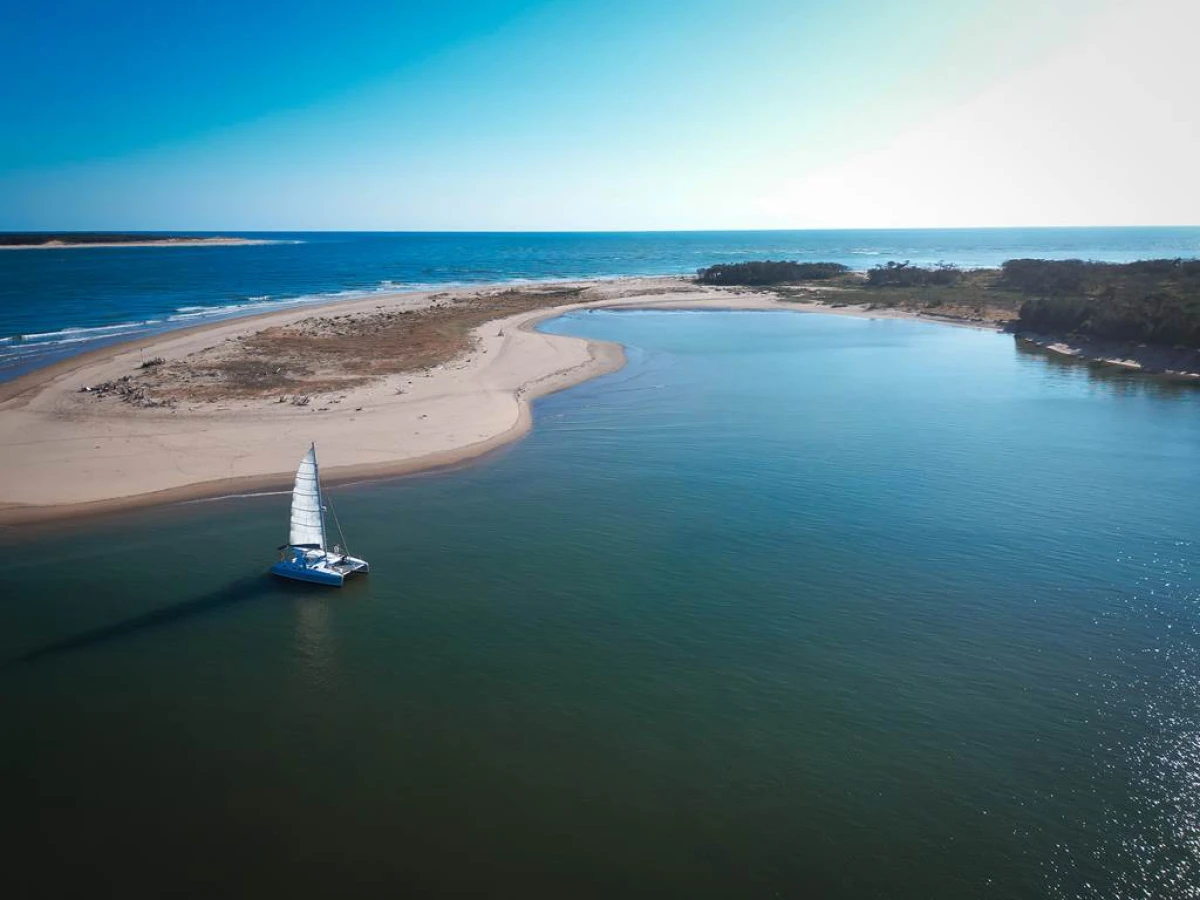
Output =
[{"x1": 3, "y1": 310, "x2": 1199, "y2": 897}]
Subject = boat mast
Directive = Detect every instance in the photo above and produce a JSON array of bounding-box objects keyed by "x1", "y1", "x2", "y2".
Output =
[
  {"x1": 312, "y1": 441, "x2": 329, "y2": 552},
  {"x1": 311, "y1": 442, "x2": 352, "y2": 555}
]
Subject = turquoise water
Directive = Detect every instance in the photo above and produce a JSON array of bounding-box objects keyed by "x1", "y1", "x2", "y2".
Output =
[
  {"x1": 4, "y1": 226, "x2": 1200, "y2": 378},
  {"x1": 3, "y1": 310, "x2": 1199, "y2": 897}
]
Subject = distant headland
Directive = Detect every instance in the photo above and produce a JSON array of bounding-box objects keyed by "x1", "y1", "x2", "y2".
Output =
[{"x1": 0, "y1": 233, "x2": 275, "y2": 249}]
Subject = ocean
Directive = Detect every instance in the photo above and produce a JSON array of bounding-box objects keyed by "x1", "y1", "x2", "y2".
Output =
[
  {"x1": 2, "y1": 309, "x2": 1198, "y2": 897},
  {"x1": 3, "y1": 227, "x2": 1200, "y2": 379}
]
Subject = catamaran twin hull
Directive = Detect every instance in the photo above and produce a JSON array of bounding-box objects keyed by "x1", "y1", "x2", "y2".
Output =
[{"x1": 271, "y1": 551, "x2": 370, "y2": 586}]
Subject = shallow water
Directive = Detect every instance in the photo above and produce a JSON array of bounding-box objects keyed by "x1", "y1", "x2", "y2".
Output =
[{"x1": 3, "y1": 310, "x2": 1199, "y2": 897}]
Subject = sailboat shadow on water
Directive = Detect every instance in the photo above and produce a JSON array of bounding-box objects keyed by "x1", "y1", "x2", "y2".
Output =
[
  {"x1": 5, "y1": 568, "x2": 370, "y2": 671},
  {"x1": 5, "y1": 576, "x2": 274, "y2": 669},
  {"x1": 270, "y1": 444, "x2": 370, "y2": 588}
]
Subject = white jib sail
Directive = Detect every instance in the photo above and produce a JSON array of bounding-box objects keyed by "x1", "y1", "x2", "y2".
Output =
[{"x1": 288, "y1": 446, "x2": 326, "y2": 548}]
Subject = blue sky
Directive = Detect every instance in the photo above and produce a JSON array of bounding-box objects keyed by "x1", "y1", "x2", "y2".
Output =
[{"x1": 2, "y1": 0, "x2": 1195, "y2": 230}]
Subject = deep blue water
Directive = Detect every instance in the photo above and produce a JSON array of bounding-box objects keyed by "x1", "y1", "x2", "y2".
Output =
[
  {"x1": 2, "y1": 310, "x2": 1198, "y2": 897},
  {"x1": 3, "y1": 227, "x2": 1199, "y2": 378}
]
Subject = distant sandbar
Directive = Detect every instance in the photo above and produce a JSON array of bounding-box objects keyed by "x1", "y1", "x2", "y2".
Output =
[{"x1": 0, "y1": 235, "x2": 277, "y2": 250}]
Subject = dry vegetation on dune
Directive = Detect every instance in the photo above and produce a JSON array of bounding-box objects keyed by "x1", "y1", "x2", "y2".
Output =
[
  {"x1": 83, "y1": 286, "x2": 587, "y2": 407},
  {"x1": 697, "y1": 262, "x2": 1023, "y2": 327},
  {"x1": 772, "y1": 270, "x2": 1025, "y2": 327}
]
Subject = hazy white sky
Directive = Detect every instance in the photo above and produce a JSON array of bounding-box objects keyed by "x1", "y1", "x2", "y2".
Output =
[
  {"x1": 751, "y1": 0, "x2": 1200, "y2": 228},
  {"x1": 1, "y1": 0, "x2": 1195, "y2": 229}
]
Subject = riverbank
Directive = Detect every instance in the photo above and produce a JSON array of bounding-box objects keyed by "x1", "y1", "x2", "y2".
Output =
[
  {"x1": 764, "y1": 264, "x2": 1200, "y2": 379},
  {"x1": 1012, "y1": 332, "x2": 1200, "y2": 378}
]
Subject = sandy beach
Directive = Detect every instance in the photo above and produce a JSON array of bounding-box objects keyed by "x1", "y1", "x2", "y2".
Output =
[{"x1": 0, "y1": 277, "x2": 812, "y2": 524}]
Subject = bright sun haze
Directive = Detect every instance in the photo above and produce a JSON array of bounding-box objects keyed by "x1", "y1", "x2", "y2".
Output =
[{"x1": 1, "y1": 0, "x2": 1195, "y2": 230}]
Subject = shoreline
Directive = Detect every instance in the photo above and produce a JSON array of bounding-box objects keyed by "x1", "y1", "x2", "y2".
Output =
[
  {"x1": 1, "y1": 275, "x2": 1193, "y2": 527},
  {"x1": 1011, "y1": 331, "x2": 1200, "y2": 379},
  {"x1": 0, "y1": 277, "x2": 759, "y2": 526},
  {"x1": 0, "y1": 237, "x2": 279, "y2": 250}
]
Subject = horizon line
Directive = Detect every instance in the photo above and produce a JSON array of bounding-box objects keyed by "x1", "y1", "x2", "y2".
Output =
[{"x1": 3, "y1": 224, "x2": 1200, "y2": 235}]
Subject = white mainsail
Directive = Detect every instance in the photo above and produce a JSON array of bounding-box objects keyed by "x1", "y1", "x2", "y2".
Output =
[{"x1": 288, "y1": 445, "x2": 326, "y2": 548}]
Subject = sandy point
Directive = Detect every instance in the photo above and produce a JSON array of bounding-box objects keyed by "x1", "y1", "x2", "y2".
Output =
[{"x1": 0, "y1": 276, "x2": 828, "y2": 525}]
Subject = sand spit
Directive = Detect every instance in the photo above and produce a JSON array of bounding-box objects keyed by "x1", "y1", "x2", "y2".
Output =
[{"x1": 0, "y1": 277, "x2": 784, "y2": 523}]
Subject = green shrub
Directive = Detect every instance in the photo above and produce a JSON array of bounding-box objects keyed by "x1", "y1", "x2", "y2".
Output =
[
  {"x1": 1012, "y1": 259, "x2": 1200, "y2": 347},
  {"x1": 696, "y1": 261, "x2": 849, "y2": 285},
  {"x1": 866, "y1": 261, "x2": 962, "y2": 287}
]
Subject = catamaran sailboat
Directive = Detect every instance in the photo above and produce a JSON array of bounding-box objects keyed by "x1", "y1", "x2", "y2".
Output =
[{"x1": 271, "y1": 444, "x2": 369, "y2": 586}]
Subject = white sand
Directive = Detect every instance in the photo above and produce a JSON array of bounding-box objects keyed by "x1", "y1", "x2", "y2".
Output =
[{"x1": 0, "y1": 278, "x2": 752, "y2": 521}]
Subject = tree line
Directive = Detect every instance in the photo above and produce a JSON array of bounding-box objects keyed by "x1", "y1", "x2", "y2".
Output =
[
  {"x1": 693, "y1": 256, "x2": 1200, "y2": 349},
  {"x1": 1007, "y1": 258, "x2": 1200, "y2": 348}
]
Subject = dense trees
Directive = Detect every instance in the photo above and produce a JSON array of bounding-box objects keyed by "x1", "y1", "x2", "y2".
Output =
[
  {"x1": 865, "y1": 261, "x2": 962, "y2": 287},
  {"x1": 1009, "y1": 259, "x2": 1200, "y2": 348},
  {"x1": 695, "y1": 261, "x2": 849, "y2": 285},
  {"x1": 695, "y1": 255, "x2": 1200, "y2": 349},
  {"x1": 0, "y1": 233, "x2": 163, "y2": 245}
]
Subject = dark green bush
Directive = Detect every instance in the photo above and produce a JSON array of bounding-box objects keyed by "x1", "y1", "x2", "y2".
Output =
[
  {"x1": 696, "y1": 261, "x2": 849, "y2": 285},
  {"x1": 1012, "y1": 259, "x2": 1200, "y2": 347},
  {"x1": 865, "y1": 261, "x2": 962, "y2": 287},
  {"x1": 0, "y1": 232, "x2": 160, "y2": 246}
]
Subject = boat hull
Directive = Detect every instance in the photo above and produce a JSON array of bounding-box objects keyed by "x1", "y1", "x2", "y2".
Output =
[{"x1": 270, "y1": 554, "x2": 369, "y2": 587}]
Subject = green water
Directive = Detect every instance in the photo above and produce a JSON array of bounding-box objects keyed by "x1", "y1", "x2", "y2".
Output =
[{"x1": 3, "y1": 311, "x2": 1198, "y2": 898}]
